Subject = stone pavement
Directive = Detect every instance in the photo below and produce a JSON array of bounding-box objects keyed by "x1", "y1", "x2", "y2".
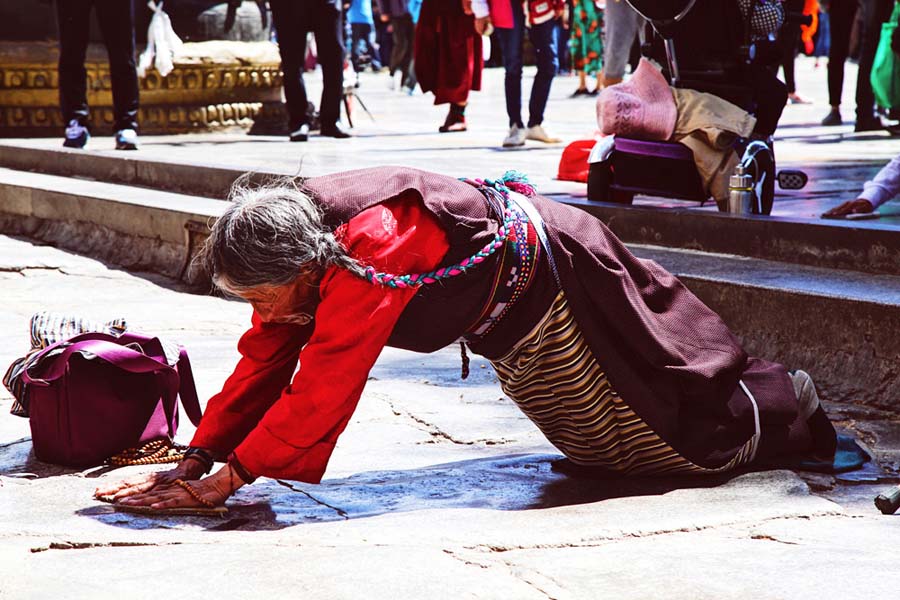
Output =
[{"x1": 1, "y1": 228, "x2": 900, "y2": 598}]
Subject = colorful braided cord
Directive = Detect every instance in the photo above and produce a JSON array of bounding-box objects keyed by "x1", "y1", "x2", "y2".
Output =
[{"x1": 364, "y1": 172, "x2": 537, "y2": 289}]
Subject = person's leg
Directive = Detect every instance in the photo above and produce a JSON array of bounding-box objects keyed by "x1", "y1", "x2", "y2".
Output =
[
  {"x1": 270, "y1": 0, "x2": 311, "y2": 134},
  {"x1": 526, "y1": 16, "x2": 558, "y2": 129},
  {"x1": 389, "y1": 15, "x2": 407, "y2": 79},
  {"x1": 397, "y1": 14, "x2": 415, "y2": 84},
  {"x1": 854, "y1": 0, "x2": 893, "y2": 127},
  {"x1": 495, "y1": 10, "x2": 525, "y2": 128},
  {"x1": 602, "y1": 0, "x2": 641, "y2": 85},
  {"x1": 350, "y1": 23, "x2": 364, "y2": 71},
  {"x1": 94, "y1": 0, "x2": 140, "y2": 134},
  {"x1": 826, "y1": 0, "x2": 855, "y2": 112},
  {"x1": 365, "y1": 23, "x2": 382, "y2": 69},
  {"x1": 748, "y1": 64, "x2": 788, "y2": 137},
  {"x1": 314, "y1": 0, "x2": 347, "y2": 132},
  {"x1": 56, "y1": 0, "x2": 93, "y2": 128}
]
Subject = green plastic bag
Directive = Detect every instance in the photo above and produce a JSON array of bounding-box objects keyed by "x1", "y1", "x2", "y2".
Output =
[{"x1": 871, "y1": 3, "x2": 900, "y2": 110}]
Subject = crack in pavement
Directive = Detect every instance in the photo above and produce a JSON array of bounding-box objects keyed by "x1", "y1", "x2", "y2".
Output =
[
  {"x1": 749, "y1": 534, "x2": 801, "y2": 545},
  {"x1": 464, "y1": 512, "x2": 847, "y2": 553},
  {"x1": 0, "y1": 437, "x2": 30, "y2": 450},
  {"x1": 378, "y1": 396, "x2": 513, "y2": 447},
  {"x1": 275, "y1": 479, "x2": 349, "y2": 520},
  {"x1": 30, "y1": 541, "x2": 182, "y2": 553},
  {"x1": 443, "y1": 548, "x2": 566, "y2": 600}
]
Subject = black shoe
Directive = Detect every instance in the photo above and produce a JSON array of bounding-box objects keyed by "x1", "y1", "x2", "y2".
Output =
[
  {"x1": 887, "y1": 123, "x2": 900, "y2": 137},
  {"x1": 854, "y1": 116, "x2": 884, "y2": 132},
  {"x1": 289, "y1": 123, "x2": 310, "y2": 142},
  {"x1": 821, "y1": 109, "x2": 842, "y2": 126},
  {"x1": 320, "y1": 123, "x2": 351, "y2": 138}
]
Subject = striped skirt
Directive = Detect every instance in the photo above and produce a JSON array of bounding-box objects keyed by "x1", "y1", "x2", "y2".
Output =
[{"x1": 491, "y1": 292, "x2": 760, "y2": 476}]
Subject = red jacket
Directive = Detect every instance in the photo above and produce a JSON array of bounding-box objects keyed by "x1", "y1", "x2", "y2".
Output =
[{"x1": 190, "y1": 197, "x2": 449, "y2": 482}]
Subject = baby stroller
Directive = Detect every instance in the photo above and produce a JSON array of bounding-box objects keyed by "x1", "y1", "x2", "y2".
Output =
[{"x1": 587, "y1": 0, "x2": 807, "y2": 215}]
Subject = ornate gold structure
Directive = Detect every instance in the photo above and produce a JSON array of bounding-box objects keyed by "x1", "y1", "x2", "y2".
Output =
[{"x1": 0, "y1": 41, "x2": 286, "y2": 136}]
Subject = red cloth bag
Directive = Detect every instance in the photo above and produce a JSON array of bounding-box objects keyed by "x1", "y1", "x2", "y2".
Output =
[{"x1": 557, "y1": 139, "x2": 596, "y2": 183}]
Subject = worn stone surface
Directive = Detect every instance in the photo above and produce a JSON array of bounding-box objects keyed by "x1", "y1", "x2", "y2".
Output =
[{"x1": 1, "y1": 233, "x2": 899, "y2": 599}]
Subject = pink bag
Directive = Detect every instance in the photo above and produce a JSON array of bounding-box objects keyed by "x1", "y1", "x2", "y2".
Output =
[{"x1": 21, "y1": 331, "x2": 202, "y2": 468}]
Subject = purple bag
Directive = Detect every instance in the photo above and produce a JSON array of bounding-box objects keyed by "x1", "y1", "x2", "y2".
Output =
[{"x1": 20, "y1": 331, "x2": 202, "y2": 468}]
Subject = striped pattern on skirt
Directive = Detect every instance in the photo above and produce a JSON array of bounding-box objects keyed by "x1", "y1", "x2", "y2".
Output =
[{"x1": 491, "y1": 292, "x2": 760, "y2": 476}]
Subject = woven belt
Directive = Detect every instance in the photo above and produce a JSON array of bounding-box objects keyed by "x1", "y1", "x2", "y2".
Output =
[{"x1": 464, "y1": 200, "x2": 541, "y2": 343}]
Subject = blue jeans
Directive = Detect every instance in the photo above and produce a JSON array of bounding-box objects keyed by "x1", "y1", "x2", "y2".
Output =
[{"x1": 496, "y1": 3, "x2": 559, "y2": 128}]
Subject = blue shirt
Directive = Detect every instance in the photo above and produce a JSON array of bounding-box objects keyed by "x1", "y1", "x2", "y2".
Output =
[{"x1": 348, "y1": 0, "x2": 374, "y2": 24}]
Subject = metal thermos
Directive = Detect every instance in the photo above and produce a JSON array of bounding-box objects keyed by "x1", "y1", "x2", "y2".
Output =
[{"x1": 727, "y1": 165, "x2": 754, "y2": 214}]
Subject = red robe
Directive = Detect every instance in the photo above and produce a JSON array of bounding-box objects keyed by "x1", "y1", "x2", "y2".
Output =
[{"x1": 190, "y1": 197, "x2": 449, "y2": 482}]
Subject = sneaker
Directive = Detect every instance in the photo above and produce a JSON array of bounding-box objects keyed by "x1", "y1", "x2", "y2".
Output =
[
  {"x1": 821, "y1": 109, "x2": 842, "y2": 126},
  {"x1": 787, "y1": 93, "x2": 810, "y2": 105},
  {"x1": 525, "y1": 124, "x2": 561, "y2": 143},
  {"x1": 389, "y1": 71, "x2": 404, "y2": 91},
  {"x1": 63, "y1": 119, "x2": 89, "y2": 149},
  {"x1": 502, "y1": 125, "x2": 526, "y2": 148},
  {"x1": 855, "y1": 116, "x2": 884, "y2": 132},
  {"x1": 116, "y1": 129, "x2": 138, "y2": 150},
  {"x1": 319, "y1": 122, "x2": 352, "y2": 138},
  {"x1": 289, "y1": 123, "x2": 310, "y2": 142},
  {"x1": 115, "y1": 128, "x2": 139, "y2": 150}
]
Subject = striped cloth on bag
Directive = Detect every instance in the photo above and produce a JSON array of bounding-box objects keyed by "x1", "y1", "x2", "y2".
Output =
[
  {"x1": 491, "y1": 292, "x2": 759, "y2": 476},
  {"x1": 3, "y1": 312, "x2": 128, "y2": 417}
]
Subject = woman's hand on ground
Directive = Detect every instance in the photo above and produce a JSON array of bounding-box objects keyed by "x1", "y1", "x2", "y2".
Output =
[
  {"x1": 93, "y1": 459, "x2": 207, "y2": 502},
  {"x1": 822, "y1": 198, "x2": 874, "y2": 218},
  {"x1": 114, "y1": 465, "x2": 246, "y2": 509}
]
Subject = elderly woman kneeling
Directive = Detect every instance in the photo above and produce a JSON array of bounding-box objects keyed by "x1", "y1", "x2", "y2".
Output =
[{"x1": 97, "y1": 167, "x2": 836, "y2": 511}]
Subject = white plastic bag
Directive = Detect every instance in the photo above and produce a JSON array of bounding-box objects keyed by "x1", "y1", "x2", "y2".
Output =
[{"x1": 137, "y1": 1, "x2": 183, "y2": 78}]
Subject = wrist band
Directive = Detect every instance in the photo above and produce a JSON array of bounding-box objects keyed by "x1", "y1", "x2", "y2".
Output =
[
  {"x1": 227, "y1": 454, "x2": 258, "y2": 484},
  {"x1": 183, "y1": 447, "x2": 215, "y2": 474}
]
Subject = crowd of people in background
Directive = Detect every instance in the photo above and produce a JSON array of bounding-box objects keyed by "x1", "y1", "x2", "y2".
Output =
[{"x1": 58, "y1": 0, "x2": 899, "y2": 150}]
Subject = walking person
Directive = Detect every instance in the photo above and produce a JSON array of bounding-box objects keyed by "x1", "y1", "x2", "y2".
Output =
[
  {"x1": 270, "y1": 0, "x2": 351, "y2": 141},
  {"x1": 569, "y1": 0, "x2": 604, "y2": 96},
  {"x1": 348, "y1": 0, "x2": 381, "y2": 71},
  {"x1": 56, "y1": 0, "x2": 141, "y2": 150},
  {"x1": 472, "y1": 0, "x2": 565, "y2": 147},
  {"x1": 853, "y1": 0, "x2": 895, "y2": 130},
  {"x1": 601, "y1": 0, "x2": 642, "y2": 88},
  {"x1": 821, "y1": 0, "x2": 858, "y2": 124},
  {"x1": 377, "y1": 0, "x2": 416, "y2": 90},
  {"x1": 778, "y1": 0, "x2": 812, "y2": 104},
  {"x1": 415, "y1": 0, "x2": 483, "y2": 132},
  {"x1": 96, "y1": 167, "x2": 840, "y2": 511}
]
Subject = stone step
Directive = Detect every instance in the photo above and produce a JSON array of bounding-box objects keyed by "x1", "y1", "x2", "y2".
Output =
[
  {"x1": 631, "y1": 244, "x2": 900, "y2": 410},
  {"x1": 1, "y1": 165, "x2": 896, "y2": 408},
  {"x1": 559, "y1": 196, "x2": 900, "y2": 278},
  {"x1": 0, "y1": 167, "x2": 225, "y2": 282},
  {"x1": 1, "y1": 141, "x2": 898, "y2": 277}
]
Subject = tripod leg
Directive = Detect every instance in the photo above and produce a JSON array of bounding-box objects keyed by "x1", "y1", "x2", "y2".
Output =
[
  {"x1": 342, "y1": 94, "x2": 354, "y2": 128},
  {"x1": 354, "y1": 93, "x2": 376, "y2": 122}
]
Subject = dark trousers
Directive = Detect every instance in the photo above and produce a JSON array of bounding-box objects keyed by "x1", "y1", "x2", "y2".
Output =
[
  {"x1": 827, "y1": 0, "x2": 858, "y2": 107},
  {"x1": 389, "y1": 13, "x2": 414, "y2": 82},
  {"x1": 778, "y1": 0, "x2": 804, "y2": 94},
  {"x1": 351, "y1": 22, "x2": 381, "y2": 70},
  {"x1": 56, "y1": 0, "x2": 139, "y2": 131},
  {"x1": 855, "y1": 0, "x2": 894, "y2": 120},
  {"x1": 749, "y1": 64, "x2": 788, "y2": 136},
  {"x1": 495, "y1": 1, "x2": 559, "y2": 128},
  {"x1": 270, "y1": 0, "x2": 345, "y2": 130}
]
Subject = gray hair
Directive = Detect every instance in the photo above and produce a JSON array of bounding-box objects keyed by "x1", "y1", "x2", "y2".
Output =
[{"x1": 198, "y1": 177, "x2": 365, "y2": 294}]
